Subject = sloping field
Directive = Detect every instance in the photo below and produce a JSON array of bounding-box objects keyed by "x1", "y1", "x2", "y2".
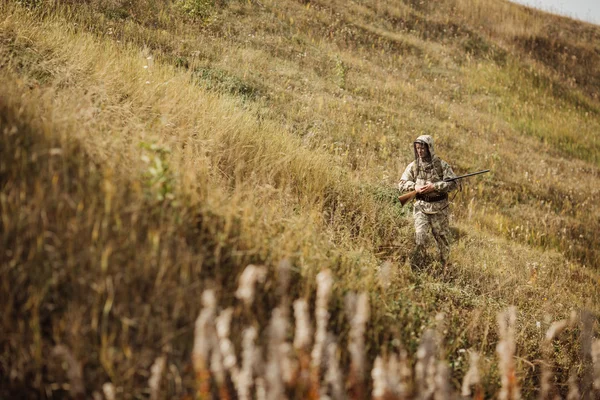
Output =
[{"x1": 1, "y1": 0, "x2": 599, "y2": 398}]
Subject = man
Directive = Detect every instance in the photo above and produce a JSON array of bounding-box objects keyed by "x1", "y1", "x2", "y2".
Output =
[{"x1": 399, "y1": 135, "x2": 457, "y2": 269}]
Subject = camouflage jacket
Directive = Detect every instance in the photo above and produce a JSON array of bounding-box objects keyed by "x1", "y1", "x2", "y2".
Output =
[{"x1": 398, "y1": 135, "x2": 457, "y2": 214}]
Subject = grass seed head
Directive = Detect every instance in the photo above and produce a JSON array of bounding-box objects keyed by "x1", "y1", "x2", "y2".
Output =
[
  {"x1": 415, "y1": 329, "x2": 437, "y2": 400},
  {"x1": 193, "y1": 290, "x2": 217, "y2": 372},
  {"x1": 324, "y1": 335, "x2": 345, "y2": 400},
  {"x1": 293, "y1": 298, "x2": 312, "y2": 351},
  {"x1": 52, "y1": 345, "x2": 85, "y2": 398},
  {"x1": 236, "y1": 265, "x2": 267, "y2": 307},
  {"x1": 544, "y1": 319, "x2": 568, "y2": 343},
  {"x1": 461, "y1": 350, "x2": 481, "y2": 397},
  {"x1": 311, "y1": 269, "x2": 333, "y2": 371},
  {"x1": 434, "y1": 361, "x2": 451, "y2": 400},
  {"x1": 148, "y1": 356, "x2": 167, "y2": 400},
  {"x1": 216, "y1": 308, "x2": 238, "y2": 373},
  {"x1": 103, "y1": 383, "x2": 116, "y2": 400},
  {"x1": 238, "y1": 326, "x2": 259, "y2": 400},
  {"x1": 347, "y1": 292, "x2": 370, "y2": 383},
  {"x1": 496, "y1": 307, "x2": 520, "y2": 400},
  {"x1": 371, "y1": 356, "x2": 387, "y2": 399}
]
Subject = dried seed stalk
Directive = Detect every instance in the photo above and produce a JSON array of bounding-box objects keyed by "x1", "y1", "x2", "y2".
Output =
[
  {"x1": 434, "y1": 361, "x2": 451, "y2": 400},
  {"x1": 461, "y1": 350, "x2": 482, "y2": 399},
  {"x1": 539, "y1": 319, "x2": 567, "y2": 400},
  {"x1": 238, "y1": 326, "x2": 258, "y2": 400},
  {"x1": 216, "y1": 308, "x2": 239, "y2": 398},
  {"x1": 266, "y1": 307, "x2": 289, "y2": 400},
  {"x1": 372, "y1": 356, "x2": 388, "y2": 400},
  {"x1": 346, "y1": 292, "x2": 370, "y2": 399},
  {"x1": 192, "y1": 290, "x2": 218, "y2": 399},
  {"x1": 236, "y1": 265, "x2": 267, "y2": 307},
  {"x1": 372, "y1": 350, "x2": 412, "y2": 400},
  {"x1": 415, "y1": 329, "x2": 437, "y2": 400},
  {"x1": 293, "y1": 298, "x2": 313, "y2": 397},
  {"x1": 311, "y1": 270, "x2": 333, "y2": 373},
  {"x1": 148, "y1": 356, "x2": 166, "y2": 400},
  {"x1": 103, "y1": 383, "x2": 116, "y2": 400},
  {"x1": 324, "y1": 335, "x2": 345, "y2": 400},
  {"x1": 496, "y1": 307, "x2": 520, "y2": 400},
  {"x1": 52, "y1": 345, "x2": 85, "y2": 399}
]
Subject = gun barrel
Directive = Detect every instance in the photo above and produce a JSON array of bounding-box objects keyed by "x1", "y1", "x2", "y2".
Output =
[{"x1": 444, "y1": 169, "x2": 490, "y2": 182}]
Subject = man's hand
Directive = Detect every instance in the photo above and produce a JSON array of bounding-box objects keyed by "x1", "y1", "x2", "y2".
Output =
[{"x1": 416, "y1": 182, "x2": 435, "y2": 194}]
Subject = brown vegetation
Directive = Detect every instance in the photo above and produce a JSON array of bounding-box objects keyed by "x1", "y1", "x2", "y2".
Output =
[{"x1": 1, "y1": 0, "x2": 599, "y2": 398}]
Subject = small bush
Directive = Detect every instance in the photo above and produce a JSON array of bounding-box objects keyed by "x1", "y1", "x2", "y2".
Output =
[
  {"x1": 192, "y1": 66, "x2": 261, "y2": 100},
  {"x1": 177, "y1": 0, "x2": 215, "y2": 18}
]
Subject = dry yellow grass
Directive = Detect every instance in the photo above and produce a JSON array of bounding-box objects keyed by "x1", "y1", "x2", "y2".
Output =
[{"x1": 1, "y1": 0, "x2": 599, "y2": 398}]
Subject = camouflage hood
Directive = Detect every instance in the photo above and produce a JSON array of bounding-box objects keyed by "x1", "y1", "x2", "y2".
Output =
[{"x1": 413, "y1": 134, "x2": 436, "y2": 161}]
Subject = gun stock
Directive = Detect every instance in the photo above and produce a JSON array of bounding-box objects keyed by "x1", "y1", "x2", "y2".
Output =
[{"x1": 398, "y1": 190, "x2": 417, "y2": 206}]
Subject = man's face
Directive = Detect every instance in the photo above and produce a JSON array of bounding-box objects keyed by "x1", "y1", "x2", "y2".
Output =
[{"x1": 415, "y1": 142, "x2": 428, "y2": 159}]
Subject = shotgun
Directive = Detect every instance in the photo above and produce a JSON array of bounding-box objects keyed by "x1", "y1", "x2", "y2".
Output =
[{"x1": 398, "y1": 169, "x2": 490, "y2": 206}]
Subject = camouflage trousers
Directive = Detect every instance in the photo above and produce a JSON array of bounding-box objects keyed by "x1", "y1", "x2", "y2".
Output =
[{"x1": 412, "y1": 209, "x2": 451, "y2": 267}]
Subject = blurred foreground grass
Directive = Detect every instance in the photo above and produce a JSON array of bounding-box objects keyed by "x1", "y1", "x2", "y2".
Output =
[{"x1": 1, "y1": 0, "x2": 599, "y2": 398}]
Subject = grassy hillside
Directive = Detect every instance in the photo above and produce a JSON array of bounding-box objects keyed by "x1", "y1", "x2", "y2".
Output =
[{"x1": 1, "y1": 0, "x2": 599, "y2": 398}]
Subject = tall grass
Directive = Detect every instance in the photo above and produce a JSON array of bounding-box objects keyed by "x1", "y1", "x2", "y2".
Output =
[{"x1": 1, "y1": 0, "x2": 600, "y2": 398}]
